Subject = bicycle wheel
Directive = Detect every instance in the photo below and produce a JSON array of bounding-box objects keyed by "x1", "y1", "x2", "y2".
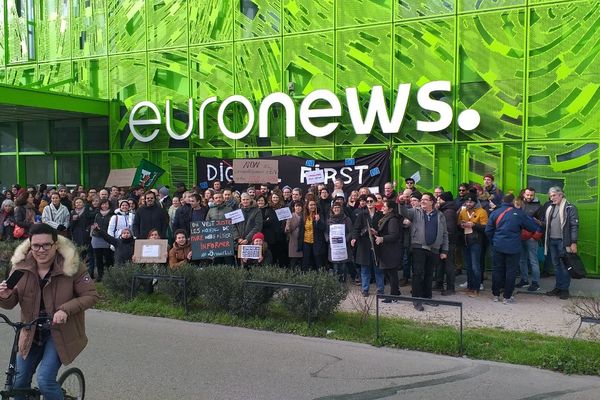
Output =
[{"x1": 57, "y1": 367, "x2": 85, "y2": 400}]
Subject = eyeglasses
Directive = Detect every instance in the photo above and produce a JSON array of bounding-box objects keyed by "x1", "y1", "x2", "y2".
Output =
[
  {"x1": 458, "y1": 189, "x2": 467, "y2": 192},
  {"x1": 31, "y1": 242, "x2": 55, "y2": 252},
  {"x1": 366, "y1": 200, "x2": 375, "y2": 203}
]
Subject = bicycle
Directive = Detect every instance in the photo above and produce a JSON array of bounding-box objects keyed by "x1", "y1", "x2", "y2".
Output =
[{"x1": 0, "y1": 313, "x2": 85, "y2": 400}]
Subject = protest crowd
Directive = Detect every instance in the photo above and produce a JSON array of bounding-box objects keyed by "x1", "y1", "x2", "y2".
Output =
[{"x1": 0, "y1": 174, "x2": 579, "y2": 311}]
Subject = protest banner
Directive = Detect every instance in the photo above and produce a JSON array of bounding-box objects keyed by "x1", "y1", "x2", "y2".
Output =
[
  {"x1": 305, "y1": 169, "x2": 325, "y2": 185},
  {"x1": 238, "y1": 245, "x2": 262, "y2": 260},
  {"x1": 233, "y1": 159, "x2": 279, "y2": 184},
  {"x1": 190, "y1": 220, "x2": 234, "y2": 259},
  {"x1": 104, "y1": 168, "x2": 137, "y2": 188},
  {"x1": 275, "y1": 207, "x2": 292, "y2": 221},
  {"x1": 133, "y1": 159, "x2": 165, "y2": 189},
  {"x1": 225, "y1": 209, "x2": 244, "y2": 224},
  {"x1": 133, "y1": 239, "x2": 168, "y2": 263}
]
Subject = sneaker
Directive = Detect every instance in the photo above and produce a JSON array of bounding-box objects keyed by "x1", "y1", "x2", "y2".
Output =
[
  {"x1": 559, "y1": 290, "x2": 570, "y2": 300},
  {"x1": 502, "y1": 296, "x2": 516, "y2": 304},
  {"x1": 515, "y1": 280, "x2": 529, "y2": 288},
  {"x1": 545, "y1": 288, "x2": 561, "y2": 296},
  {"x1": 493, "y1": 296, "x2": 499, "y2": 302},
  {"x1": 479, "y1": 283, "x2": 484, "y2": 291},
  {"x1": 414, "y1": 302, "x2": 425, "y2": 312},
  {"x1": 441, "y1": 290, "x2": 456, "y2": 296},
  {"x1": 459, "y1": 281, "x2": 468, "y2": 289},
  {"x1": 527, "y1": 282, "x2": 540, "y2": 292}
]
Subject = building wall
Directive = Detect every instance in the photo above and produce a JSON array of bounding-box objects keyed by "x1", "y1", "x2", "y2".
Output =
[{"x1": 0, "y1": 0, "x2": 599, "y2": 272}]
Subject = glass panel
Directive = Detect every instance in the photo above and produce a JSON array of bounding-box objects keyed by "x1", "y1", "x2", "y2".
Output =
[
  {"x1": 72, "y1": 58, "x2": 109, "y2": 98},
  {"x1": 38, "y1": 0, "x2": 71, "y2": 61},
  {"x1": 72, "y1": 0, "x2": 107, "y2": 58},
  {"x1": 190, "y1": 44, "x2": 235, "y2": 149},
  {"x1": 336, "y1": 25, "x2": 392, "y2": 146},
  {"x1": 397, "y1": 0, "x2": 454, "y2": 19},
  {"x1": 107, "y1": 0, "x2": 146, "y2": 53},
  {"x1": 0, "y1": 5, "x2": 4, "y2": 67},
  {"x1": 160, "y1": 151, "x2": 191, "y2": 190},
  {"x1": 236, "y1": 0, "x2": 281, "y2": 39},
  {"x1": 393, "y1": 18, "x2": 455, "y2": 144},
  {"x1": 396, "y1": 145, "x2": 435, "y2": 192},
  {"x1": 283, "y1": 0, "x2": 334, "y2": 33},
  {"x1": 25, "y1": 155, "x2": 54, "y2": 185},
  {"x1": 147, "y1": 0, "x2": 187, "y2": 50},
  {"x1": 527, "y1": 3, "x2": 600, "y2": 141},
  {"x1": 57, "y1": 156, "x2": 81, "y2": 185},
  {"x1": 189, "y1": 0, "x2": 233, "y2": 45},
  {"x1": 51, "y1": 120, "x2": 81, "y2": 152},
  {"x1": 85, "y1": 154, "x2": 110, "y2": 188},
  {"x1": 459, "y1": 0, "x2": 524, "y2": 13},
  {"x1": 84, "y1": 118, "x2": 109, "y2": 151},
  {"x1": 37, "y1": 61, "x2": 72, "y2": 93},
  {"x1": 111, "y1": 152, "x2": 148, "y2": 169},
  {"x1": 457, "y1": 9, "x2": 525, "y2": 142},
  {"x1": 0, "y1": 156, "x2": 17, "y2": 188},
  {"x1": 20, "y1": 121, "x2": 50, "y2": 152},
  {"x1": 6, "y1": 0, "x2": 30, "y2": 63},
  {"x1": 336, "y1": 0, "x2": 392, "y2": 28},
  {"x1": 0, "y1": 123, "x2": 18, "y2": 152},
  {"x1": 5, "y1": 65, "x2": 37, "y2": 87}
]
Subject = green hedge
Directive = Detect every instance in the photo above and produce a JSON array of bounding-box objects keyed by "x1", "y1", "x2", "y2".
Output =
[{"x1": 104, "y1": 263, "x2": 348, "y2": 321}]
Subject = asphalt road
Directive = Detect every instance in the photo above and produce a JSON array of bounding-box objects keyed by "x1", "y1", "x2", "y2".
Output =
[{"x1": 0, "y1": 309, "x2": 599, "y2": 399}]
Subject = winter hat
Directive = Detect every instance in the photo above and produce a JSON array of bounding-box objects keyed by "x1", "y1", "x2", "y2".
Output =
[
  {"x1": 118, "y1": 199, "x2": 130, "y2": 207},
  {"x1": 252, "y1": 232, "x2": 265, "y2": 242},
  {"x1": 159, "y1": 186, "x2": 170, "y2": 196},
  {"x1": 466, "y1": 193, "x2": 478, "y2": 203},
  {"x1": 440, "y1": 191, "x2": 453, "y2": 202}
]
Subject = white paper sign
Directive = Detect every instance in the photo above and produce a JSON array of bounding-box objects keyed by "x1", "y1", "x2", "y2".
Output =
[
  {"x1": 410, "y1": 171, "x2": 421, "y2": 184},
  {"x1": 368, "y1": 186, "x2": 380, "y2": 194},
  {"x1": 305, "y1": 169, "x2": 325, "y2": 185},
  {"x1": 329, "y1": 224, "x2": 348, "y2": 262},
  {"x1": 275, "y1": 207, "x2": 292, "y2": 221},
  {"x1": 142, "y1": 245, "x2": 160, "y2": 258},
  {"x1": 240, "y1": 245, "x2": 262, "y2": 260},
  {"x1": 225, "y1": 209, "x2": 245, "y2": 224}
]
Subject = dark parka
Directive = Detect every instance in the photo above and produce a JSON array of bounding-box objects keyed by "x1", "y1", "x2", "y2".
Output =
[
  {"x1": 0, "y1": 236, "x2": 98, "y2": 364},
  {"x1": 133, "y1": 203, "x2": 169, "y2": 239},
  {"x1": 260, "y1": 206, "x2": 284, "y2": 247},
  {"x1": 98, "y1": 230, "x2": 135, "y2": 264},
  {"x1": 351, "y1": 209, "x2": 383, "y2": 266},
  {"x1": 297, "y1": 213, "x2": 327, "y2": 256},
  {"x1": 235, "y1": 203, "x2": 263, "y2": 243},
  {"x1": 69, "y1": 208, "x2": 93, "y2": 247},
  {"x1": 374, "y1": 214, "x2": 403, "y2": 270}
]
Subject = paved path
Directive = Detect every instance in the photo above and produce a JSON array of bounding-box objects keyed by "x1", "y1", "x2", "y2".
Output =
[{"x1": 2, "y1": 309, "x2": 599, "y2": 399}]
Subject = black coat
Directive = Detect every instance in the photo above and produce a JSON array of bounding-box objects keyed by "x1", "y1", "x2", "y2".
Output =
[
  {"x1": 133, "y1": 203, "x2": 169, "y2": 239},
  {"x1": 297, "y1": 213, "x2": 327, "y2": 255},
  {"x1": 260, "y1": 206, "x2": 284, "y2": 246},
  {"x1": 352, "y1": 209, "x2": 382, "y2": 266},
  {"x1": 374, "y1": 215, "x2": 403, "y2": 270},
  {"x1": 100, "y1": 231, "x2": 135, "y2": 264},
  {"x1": 69, "y1": 209, "x2": 93, "y2": 247}
]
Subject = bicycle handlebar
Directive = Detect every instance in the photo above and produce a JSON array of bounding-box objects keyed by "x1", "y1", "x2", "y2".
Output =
[{"x1": 0, "y1": 313, "x2": 53, "y2": 330}]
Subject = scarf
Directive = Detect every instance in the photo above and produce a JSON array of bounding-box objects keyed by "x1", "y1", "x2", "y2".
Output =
[{"x1": 378, "y1": 211, "x2": 395, "y2": 229}]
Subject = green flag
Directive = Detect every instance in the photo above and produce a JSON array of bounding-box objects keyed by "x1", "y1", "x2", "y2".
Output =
[{"x1": 133, "y1": 159, "x2": 165, "y2": 189}]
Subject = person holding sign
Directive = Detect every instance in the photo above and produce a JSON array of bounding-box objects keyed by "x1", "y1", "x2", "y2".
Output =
[
  {"x1": 352, "y1": 194, "x2": 384, "y2": 297},
  {"x1": 168, "y1": 229, "x2": 192, "y2": 269},
  {"x1": 285, "y1": 201, "x2": 304, "y2": 269},
  {"x1": 372, "y1": 200, "x2": 403, "y2": 302},
  {"x1": 234, "y1": 193, "x2": 263, "y2": 246},
  {"x1": 327, "y1": 203, "x2": 353, "y2": 282},
  {"x1": 257, "y1": 194, "x2": 286, "y2": 267},
  {"x1": 241, "y1": 232, "x2": 273, "y2": 268}
]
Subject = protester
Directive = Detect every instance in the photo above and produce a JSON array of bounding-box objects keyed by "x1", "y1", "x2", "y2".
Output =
[
  {"x1": 133, "y1": 191, "x2": 169, "y2": 239},
  {"x1": 0, "y1": 199, "x2": 15, "y2": 240},
  {"x1": 242, "y1": 232, "x2": 273, "y2": 268},
  {"x1": 108, "y1": 199, "x2": 134, "y2": 239},
  {"x1": 298, "y1": 199, "x2": 326, "y2": 271},
  {"x1": 168, "y1": 229, "x2": 192, "y2": 269},
  {"x1": 326, "y1": 202, "x2": 353, "y2": 282},
  {"x1": 91, "y1": 199, "x2": 114, "y2": 281},
  {"x1": 285, "y1": 200, "x2": 304, "y2": 269},
  {"x1": 352, "y1": 194, "x2": 384, "y2": 297},
  {"x1": 518, "y1": 187, "x2": 543, "y2": 292},
  {"x1": 41, "y1": 193, "x2": 70, "y2": 237},
  {"x1": 457, "y1": 193, "x2": 488, "y2": 297},
  {"x1": 373, "y1": 200, "x2": 403, "y2": 302}
]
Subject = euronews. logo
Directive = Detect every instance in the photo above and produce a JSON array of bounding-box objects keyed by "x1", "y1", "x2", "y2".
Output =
[{"x1": 129, "y1": 80, "x2": 480, "y2": 142}]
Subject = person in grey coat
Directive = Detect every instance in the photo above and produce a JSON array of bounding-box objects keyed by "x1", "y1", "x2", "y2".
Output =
[
  {"x1": 235, "y1": 193, "x2": 263, "y2": 245},
  {"x1": 41, "y1": 193, "x2": 70, "y2": 235},
  {"x1": 399, "y1": 192, "x2": 449, "y2": 311},
  {"x1": 285, "y1": 200, "x2": 304, "y2": 269}
]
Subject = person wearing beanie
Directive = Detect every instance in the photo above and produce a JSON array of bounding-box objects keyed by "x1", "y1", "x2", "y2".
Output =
[
  {"x1": 108, "y1": 199, "x2": 134, "y2": 239},
  {"x1": 242, "y1": 231, "x2": 272, "y2": 268},
  {"x1": 158, "y1": 186, "x2": 172, "y2": 210},
  {"x1": 457, "y1": 193, "x2": 488, "y2": 297},
  {"x1": 485, "y1": 193, "x2": 540, "y2": 304}
]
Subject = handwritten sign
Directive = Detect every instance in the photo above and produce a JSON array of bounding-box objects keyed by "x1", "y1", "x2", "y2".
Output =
[
  {"x1": 305, "y1": 169, "x2": 325, "y2": 184},
  {"x1": 104, "y1": 168, "x2": 137, "y2": 188},
  {"x1": 190, "y1": 220, "x2": 234, "y2": 259},
  {"x1": 233, "y1": 159, "x2": 279, "y2": 184},
  {"x1": 275, "y1": 207, "x2": 292, "y2": 221},
  {"x1": 238, "y1": 245, "x2": 262, "y2": 260},
  {"x1": 133, "y1": 239, "x2": 168, "y2": 263},
  {"x1": 329, "y1": 224, "x2": 348, "y2": 262},
  {"x1": 225, "y1": 209, "x2": 244, "y2": 224}
]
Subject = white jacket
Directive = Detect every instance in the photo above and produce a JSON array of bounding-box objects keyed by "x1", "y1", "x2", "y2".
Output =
[
  {"x1": 42, "y1": 203, "x2": 70, "y2": 229},
  {"x1": 108, "y1": 211, "x2": 134, "y2": 238}
]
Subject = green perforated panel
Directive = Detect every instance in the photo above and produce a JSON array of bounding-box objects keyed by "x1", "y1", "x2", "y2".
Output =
[
  {"x1": 235, "y1": 0, "x2": 281, "y2": 39},
  {"x1": 147, "y1": 0, "x2": 188, "y2": 50},
  {"x1": 107, "y1": 0, "x2": 146, "y2": 53},
  {"x1": 283, "y1": 0, "x2": 334, "y2": 33},
  {"x1": 189, "y1": 0, "x2": 234, "y2": 45},
  {"x1": 397, "y1": 0, "x2": 454, "y2": 19},
  {"x1": 72, "y1": 0, "x2": 107, "y2": 58},
  {"x1": 38, "y1": 0, "x2": 71, "y2": 61},
  {"x1": 337, "y1": 0, "x2": 392, "y2": 28}
]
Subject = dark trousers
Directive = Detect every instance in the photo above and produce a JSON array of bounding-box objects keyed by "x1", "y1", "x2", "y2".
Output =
[
  {"x1": 492, "y1": 250, "x2": 520, "y2": 299},
  {"x1": 411, "y1": 248, "x2": 438, "y2": 299},
  {"x1": 94, "y1": 247, "x2": 114, "y2": 280},
  {"x1": 302, "y1": 243, "x2": 323, "y2": 271},
  {"x1": 383, "y1": 268, "x2": 400, "y2": 296},
  {"x1": 270, "y1": 240, "x2": 289, "y2": 267},
  {"x1": 436, "y1": 240, "x2": 456, "y2": 290}
]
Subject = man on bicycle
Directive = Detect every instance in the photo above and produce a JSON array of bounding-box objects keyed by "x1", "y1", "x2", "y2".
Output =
[{"x1": 0, "y1": 223, "x2": 98, "y2": 400}]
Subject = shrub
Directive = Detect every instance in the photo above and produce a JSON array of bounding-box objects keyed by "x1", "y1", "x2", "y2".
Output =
[
  {"x1": 0, "y1": 240, "x2": 20, "y2": 279},
  {"x1": 103, "y1": 262, "x2": 141, "y2": 298},
  {"x1": 158, "y1": 263, "x2": 203, "y2": 302}
]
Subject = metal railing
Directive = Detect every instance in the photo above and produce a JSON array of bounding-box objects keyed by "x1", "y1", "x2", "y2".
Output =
[{"x1": 573, "y1": 316, "x2": 600, "y2": 338}]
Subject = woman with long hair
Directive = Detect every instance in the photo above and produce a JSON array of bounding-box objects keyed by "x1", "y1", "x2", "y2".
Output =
[
  {"x1": 298, "y1": 199, "x2": 326, "y2": 271},
  {"x1": 90, "y1": 199, "x2": 114, "y2": 281},
  {"x1": 285, "y1": 200, "x2": 304, "y2": 269},
  {"x1": 13, "y1": 192, "x2": 36, "y2": 239},
  {"x1": 373, "y1": 200, "x2": 403, "y2": 301}
]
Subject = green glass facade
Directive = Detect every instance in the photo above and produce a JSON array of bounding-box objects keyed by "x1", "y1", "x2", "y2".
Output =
[{"x1": 0, "y1": 0, "x2": 599, "y2": 273}]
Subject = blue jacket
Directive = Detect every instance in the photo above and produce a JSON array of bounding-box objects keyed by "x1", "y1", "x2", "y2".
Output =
[{"x1": 485, "y1": 203, "x2": 540, "y2": 254}]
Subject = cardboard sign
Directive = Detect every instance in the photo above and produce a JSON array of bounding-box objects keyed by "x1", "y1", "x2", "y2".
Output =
[
  {"x1": 190, "y1": 220, "x2": 234, "y2": 259},
  {"x1": 104, "y1": 168, "x2": 137, "y2": 188},
  {"x1": 133, "y1": 239, "x2": 168, "y2": 263},
  {"x1": 233, "y1": 159, "x2": 279, "y2": 184},
  {"x1": 275, "y1": 207, "x2": 292, "y2": 221},
  {"x1": 238, "y1": 245, "x2": 262, "y2": 260},
  {"x1": 329, "y1": 224, "x2": 348, "y2": 262},
  {"x1": 305, "y1": 169, "x2": 325, "y2": 184},
  {"x1": 225, "y1": 209, "x2": 244, "y2": 224}
]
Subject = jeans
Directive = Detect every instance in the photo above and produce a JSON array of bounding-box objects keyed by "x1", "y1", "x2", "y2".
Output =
[
  {"x1": 519, "y1": 239, "x2": 540, "y2": 284},
  {"x1": 14, "y1": 334, "x2": 63, "y2": 400},
  {"x1": 463, "y1": 242, "x2": 481, "y2": 291},
  {"x1": 491, "y1": 250, "x2": 520, "y2": 299},
  {"x1": 411, "y1": 248, "x2": 438, "y2": 299},
  {"x1": 549, "y1": 238, "x2": 571, "y2": 290},
  {"x1": 360, "y1": 260, "x2": 384, "y2": 295}
]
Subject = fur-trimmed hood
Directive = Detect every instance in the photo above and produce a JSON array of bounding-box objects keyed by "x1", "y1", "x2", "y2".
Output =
[{"x1": 11, "y1": 236, "x2": 79, "y2": 277}]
